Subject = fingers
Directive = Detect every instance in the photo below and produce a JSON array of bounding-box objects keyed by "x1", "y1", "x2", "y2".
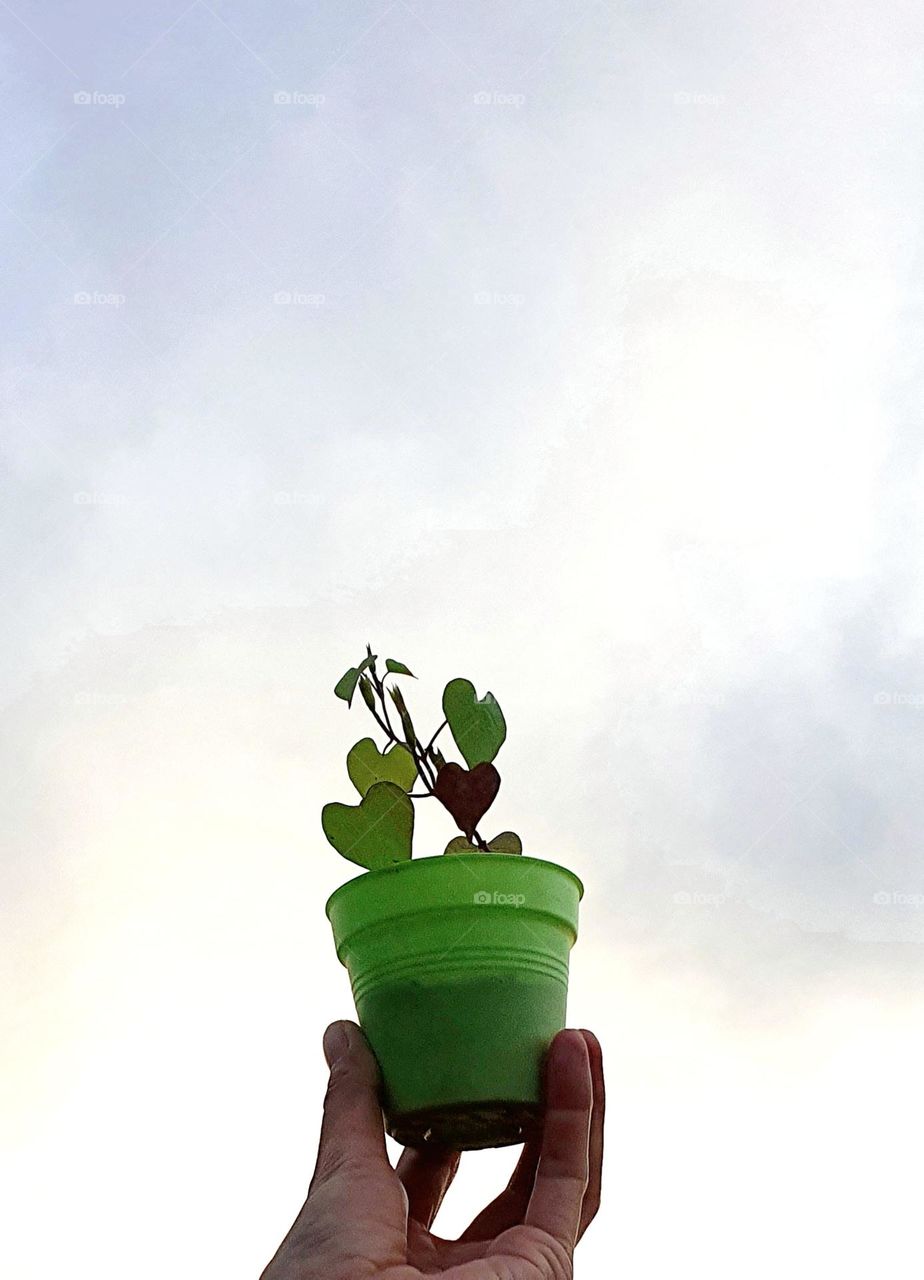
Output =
[
  {"x1": 524, "y1": 1028, "x2": 592, "y2": 1253},
  {"x1": 576, "y1": 1029, "x2": 605, "y2": 1241},
  {"x1": 459, "y1": 1028, "x2": 604, "y2": 1246},
  {"x1": 310, "y1": 1020, "x2": 388, "y2": 1186},
  {"x1": 457, "y1": 1138, "x2": 542, "y2": 1242},
  {"x1": 395, "y1": 1145, "x2": 461, "y2": 1229}
]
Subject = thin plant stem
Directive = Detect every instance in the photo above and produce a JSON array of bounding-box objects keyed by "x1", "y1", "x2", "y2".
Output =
[
  {"x1": 367, "y1": 667, "x2": 437, "y2": 792},
  {"x1": 359, "y1": 650, "x2": 494, "y2": 850},
  {"x1": 424, "y1": 718, "x2": 447, "y2": 755}
]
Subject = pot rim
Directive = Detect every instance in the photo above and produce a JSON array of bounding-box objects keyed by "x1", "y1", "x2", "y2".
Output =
[{"x1": 325, "y1": 852, "x2": 583, "y2": 921}]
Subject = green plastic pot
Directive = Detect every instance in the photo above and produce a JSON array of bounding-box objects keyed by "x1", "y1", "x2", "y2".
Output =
[{"x1": 325, "y1": 853, "x2": 583, "y2": 1151}]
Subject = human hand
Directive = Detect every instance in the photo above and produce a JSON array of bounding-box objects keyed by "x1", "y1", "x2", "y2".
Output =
[{"x1": 260, "y1": 1021, "x2": 604, "y2": 1280}]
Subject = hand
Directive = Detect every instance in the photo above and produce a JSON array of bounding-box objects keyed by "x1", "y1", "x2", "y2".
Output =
[{"x1": 260, "y1": 1021, "x2": 604, "y2": 1280}]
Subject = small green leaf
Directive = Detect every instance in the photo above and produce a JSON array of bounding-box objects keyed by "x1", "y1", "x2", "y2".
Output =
[
  {"x1": 444, "y1": 836, "x2": 477, "y2": 854},
  {"x1": 487, "y1": 831, "x2": 523, "y2": 854},
  {"x1": 357, "y1": 653, "x2": 377, "y2": 676},
  {"x1": 347, "y1": 737, "x2": 418, "y2": 797},
  {"x1": 334, "y1": 667, "x2": 361, "y2": 707},
  {"x1": 389, "y1": 685, "x2": 416, "y2": 748},
  {"x1": 385, "y1": 659, "x2": 416, "y2": 678},
  {"x1": 359, "y1": 675, "x2": 376, "y2": 713},
  {"x1": 442, "y1": 677, "x2": 507, "y2": 768},
  {"x1": 321, "y1": 780, "x2": 413, "y2": 869}
]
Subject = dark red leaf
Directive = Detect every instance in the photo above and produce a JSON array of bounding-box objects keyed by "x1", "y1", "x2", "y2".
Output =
[{"x1": 433, "y1": 761, "x2": 500, "y2": 840}]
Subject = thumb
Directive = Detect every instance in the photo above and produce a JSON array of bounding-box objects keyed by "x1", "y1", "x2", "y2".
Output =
[{"x1": 312, "y1": 1021, "x2": 388, "y2": 1182}]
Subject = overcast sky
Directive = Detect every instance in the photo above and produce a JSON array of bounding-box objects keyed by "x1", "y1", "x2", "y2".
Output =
[{"x1": 3, "y1": 2, "x2": 924, "y2": 1278}]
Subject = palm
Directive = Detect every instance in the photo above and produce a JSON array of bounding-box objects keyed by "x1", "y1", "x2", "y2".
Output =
[
  {"x1": 261, "y1": 1025, "x2": 604, "y2": 1280},
  {"x1": 407, "y1": 1218, "x2": 579, "y2": 1278}
]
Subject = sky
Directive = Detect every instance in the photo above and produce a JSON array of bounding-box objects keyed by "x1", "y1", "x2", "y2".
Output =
[{"x1": 2, "y1": 1, "x2": 924, "y2": 1277}]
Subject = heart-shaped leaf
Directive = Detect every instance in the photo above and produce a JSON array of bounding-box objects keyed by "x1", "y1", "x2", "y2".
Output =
[
  {"x1": 487, "y1": 831, "x2": 522, "y2": 854},
  {"x1": 444, "y1": 830, "x2": 521, "y2": 855},
  {"x1": 385, "y1": 659, "x2": 416, "y2": 678},
  {"x1": 444, "y1": 836, "x2": 477, "y2": 855},
  {"x1": 347, "y1": 737, "x2": 418, "y2": 797},
  {"x1": 442, "y1": 678, "x2": 506, "y2": 768},
  {"x1": 433, "y1": 761, "x2": 500, "y2": 840},
  {"x1": 334, "y1": 666, "x2": 361, "y2": 707},
  {"x1": 322, "y1": 780, "x2": 413, "y2": 869}
]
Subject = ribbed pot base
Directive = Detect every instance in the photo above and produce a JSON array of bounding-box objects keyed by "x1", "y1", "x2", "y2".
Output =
[{"x1": 387, "y1": 1099, "x2": 543, "y2": 1151}]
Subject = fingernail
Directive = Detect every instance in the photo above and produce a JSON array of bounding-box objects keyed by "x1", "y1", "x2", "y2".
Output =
[
  {"x1": 323, "y1": 1022, "x2": 349, "y2": 1067},
  {"x1": 557, "y1": 1028, "x2": 588, "y2": 1064}
]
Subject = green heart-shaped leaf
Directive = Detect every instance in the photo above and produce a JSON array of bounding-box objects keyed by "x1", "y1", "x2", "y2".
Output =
[
  {"x1": 322, "y1": 780, "x2": 413, "y2": 869},
  {"x1": 347, "y1": 737, "x2": 418, "y2": 797},
  {"x1": 487, "y1": 831, "x2": 522, "y2": 854},
  {"x1": 443, "y1": 831, "x2": 521, "y2": 855},
  {"x1": 444, "y1": 836, "x2": 477, "y2": 855},
  {"x1": 334, "y1": 666, "x2": 361, "y2": 707},
  {"x1": 442, "y1": 677, "x2": 507, "y2": 768},
  {"x1": 385, "y1": 659, "x2": 416, "y2": 678}
]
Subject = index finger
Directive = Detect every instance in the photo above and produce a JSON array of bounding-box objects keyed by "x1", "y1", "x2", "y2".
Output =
[{"x1": 524, "y1": 1028, "x2": 592, "y2": 1253}]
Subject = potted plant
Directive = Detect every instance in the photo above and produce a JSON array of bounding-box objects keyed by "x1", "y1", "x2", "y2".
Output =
[{"x1": 322, "y1": 645, "x2": 584, "y2": 1151}]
